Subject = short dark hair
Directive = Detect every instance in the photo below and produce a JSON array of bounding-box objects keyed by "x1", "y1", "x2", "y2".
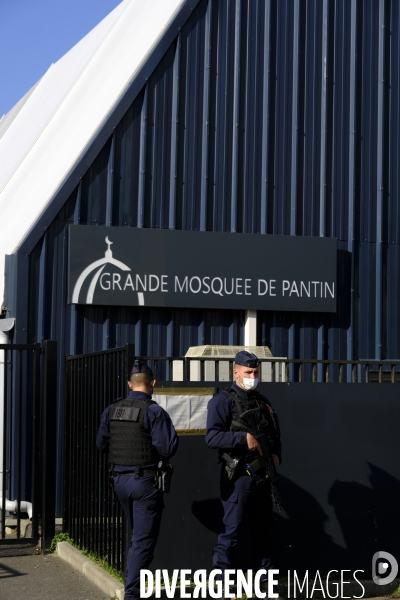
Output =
[{"x1": 130, "y1": 371, "x2": 153, "y2": 387}]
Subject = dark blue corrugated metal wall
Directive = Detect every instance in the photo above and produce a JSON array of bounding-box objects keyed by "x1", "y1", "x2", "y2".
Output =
[
  {"x1": 29, "y1": 0, "x2": 400, "y2": 361},
  {"x1": 29, "y1": 0, "x2": 400, "y2": 358},
  {"x1": 25, "y1": 0, "x2": 400, "y2": 506}
]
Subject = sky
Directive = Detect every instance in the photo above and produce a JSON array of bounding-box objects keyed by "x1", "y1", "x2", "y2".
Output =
[{"x1": 0, "y1": 0, "x2": 124, "y2": 117}]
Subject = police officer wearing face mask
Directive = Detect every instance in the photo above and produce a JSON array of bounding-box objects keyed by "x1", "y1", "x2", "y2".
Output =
[
  {"x1": 205, "y1": 351, "x2": 282, "y2": 592},
  {"x1": 96, "y1": 360, "x2": 178, "y2": 600}
]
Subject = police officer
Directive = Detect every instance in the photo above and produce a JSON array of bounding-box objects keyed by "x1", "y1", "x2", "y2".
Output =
[
  {"x1": 97, "y1": 360, "x2": 178, "y2": 600},
  {"x1": 205, "y1": 351, "x2": 281, "y2": 592}
]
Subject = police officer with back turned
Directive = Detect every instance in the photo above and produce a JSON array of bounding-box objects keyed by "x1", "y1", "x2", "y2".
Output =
[
  {"x1": 205, "y1": 350, "x2": 282, "y2": 592},
  {"x1": 97, "y1": 360, "x2": 178, "y2": 600}
]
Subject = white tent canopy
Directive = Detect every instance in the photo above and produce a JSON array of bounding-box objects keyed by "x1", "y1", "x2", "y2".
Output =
[{"x1": 0, "y1": 0, "x2": 195, "y2": 306}]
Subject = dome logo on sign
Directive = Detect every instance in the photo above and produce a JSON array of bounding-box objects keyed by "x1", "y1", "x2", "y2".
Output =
[{"x1": 72, "y1": 237, "x2": 133, "y2": 304}]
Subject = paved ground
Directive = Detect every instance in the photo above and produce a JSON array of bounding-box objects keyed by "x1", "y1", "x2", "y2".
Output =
[{"x1": 0, "y1": 543, "x2": 111, "y2": 600}]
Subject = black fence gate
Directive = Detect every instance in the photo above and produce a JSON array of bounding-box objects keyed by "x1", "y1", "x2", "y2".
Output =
[
  {"x1": 0, "y1": 343, "x2": 40, "y2": 543},
  {"x1": 0, "y1": 340, "x2": 57, "y2": 548},
  {"x1": 64, "y1": 343, "x2": 134, "y2": 573}
]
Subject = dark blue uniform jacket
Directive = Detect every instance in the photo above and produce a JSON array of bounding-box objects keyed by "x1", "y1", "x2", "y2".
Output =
[
  {"x1": 96, "y1": 390, "x2": 179, "y2": 473},
  {"x1": 205, "y1": 382, "x2": 282, "y2": 463}
]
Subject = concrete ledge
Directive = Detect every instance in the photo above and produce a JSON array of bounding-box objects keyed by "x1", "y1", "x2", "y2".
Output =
[{"x1": 57, "y1": 541, "x2": 124, "y2": 599}]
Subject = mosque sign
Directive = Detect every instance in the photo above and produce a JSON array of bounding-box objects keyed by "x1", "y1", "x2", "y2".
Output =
[{"x1": 68, "y1": 225, "x2": 337, "y2": 312}]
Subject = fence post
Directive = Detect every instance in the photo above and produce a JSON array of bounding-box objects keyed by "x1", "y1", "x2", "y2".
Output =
[
  {"x1": 124, "y1": 344, "x2": 135, "y2": 562},
  {"x1": 125, "y1": 344, "x2": 135, "y2": 381},
  {"x1": 31, "y1": 345, "x2": 41, "y2": 542},
  {"x1": 42, "y1": 340, "x2": 57, "y2": 553}
]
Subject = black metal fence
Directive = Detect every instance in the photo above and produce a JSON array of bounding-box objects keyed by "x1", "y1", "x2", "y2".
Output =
[
  {"x1": 136, "y1": 356, "x2": 400, "y2": 384},
  {"x1": 64, "y1": 344, "x2": 134, "y2": 573},
  {"x1": 0, "y1": 343, "x2": 41, "y2": 543}
]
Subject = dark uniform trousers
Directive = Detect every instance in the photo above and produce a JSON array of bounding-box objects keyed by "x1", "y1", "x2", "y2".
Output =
[
  {"x1": 214, "y1": 471, "x2": 273, "y2": 575},
  {"x1": 113, "y1": 474, "x2": 164, "y2": 599}
]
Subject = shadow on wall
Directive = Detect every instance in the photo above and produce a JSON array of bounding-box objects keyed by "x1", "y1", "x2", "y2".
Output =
[
  {"x1": 188, "y1": 464, "x2": 400, "y2": 574},
  {"x1": 326, "y1": 463, "x2": 400, "y2": 576}
]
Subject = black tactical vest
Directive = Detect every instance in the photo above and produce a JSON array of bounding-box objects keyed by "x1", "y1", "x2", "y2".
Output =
[
  {"x1": 107, "y1": 397, "x2": 162, "y2": 466},
  {"x1": 223, "y1": 388, "x2": 280, "y2": 461}
]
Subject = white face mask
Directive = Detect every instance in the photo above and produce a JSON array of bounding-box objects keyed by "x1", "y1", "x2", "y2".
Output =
[{"x1": 240, "y1": 376, "x2": 259, "y2": 391}]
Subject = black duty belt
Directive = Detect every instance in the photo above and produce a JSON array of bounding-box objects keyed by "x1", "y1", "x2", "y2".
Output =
[{"x1": 115, "y1": 469, "x2": 157, "y2": 477}]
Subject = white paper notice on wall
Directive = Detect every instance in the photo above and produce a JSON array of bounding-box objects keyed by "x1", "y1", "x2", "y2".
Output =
[{"x1": 153, "y1": 393, "x2": 212, "y2": 432}]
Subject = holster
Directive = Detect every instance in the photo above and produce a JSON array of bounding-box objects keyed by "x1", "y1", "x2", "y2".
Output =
[
  {"x1": 109, "y1": 466, "x2": 118, "y2": 505},
  {"x1": 220, "y1": 453, "x2": 243, "y2": 481},
  {"x1": 155, "y1": 461, "x2": 174, "y2": 493}
]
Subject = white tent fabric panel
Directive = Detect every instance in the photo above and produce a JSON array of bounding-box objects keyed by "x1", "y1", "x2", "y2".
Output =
[
  {"x1": 0, "y1": 0, "x2": 130, "y2": 196},
  {"x1": 0, "y1": 78, "x2": 43, "y2": 142},
  {"x1": 0, "y1": 0, "x2": 187, "y2": 304}
]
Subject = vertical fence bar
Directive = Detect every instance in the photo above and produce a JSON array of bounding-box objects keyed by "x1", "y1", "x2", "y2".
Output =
[
  {"x1": 99, "y1": 358, "x2": 104, "y2": 560},
  {"x1": 64, "y1": 358, "x2": 69, "y2": 535},
  {"x1": 31, "y1": 346, "x2": 41, "y2": 541},
  {"x1": 83, "y1": 354, "x2": 90, "y2": 551},
  {"x1": 81, "y1": 357, "x2": 87, "y2": 546},
  {"x1": 111, "y1": 352, "x2": 117, "y2": 568},
  {"x1": 72, "y1": 357, "x2": 77, "y2": 542},
  {"x1": 42, "y1": 340, "x2": 57, "y2": 553},
  {"x1": 101, "y1": 356, "x2": 107, "y2": 560},
  {"x1": 76, "y1": 358, "x2": 82, "y2": 545},
  {"x1": 185, "y1": 358, "x2": 190, "y2": 382},
  {"x1": 72, "y1": 358, "x2": 77, "y2": 542},
  {"x1": 125, "y1": 345, "x2": 135, "y2": 383},
  {"x1": 169, "y1": 359, "x2": 173, "y2": 382},
  {"x1": 312, "y1": 364, "x2": 317, "y2": 383},
  {"x1": 112, "y1": 352, "x2": 118, "y2": 571},
  {"x1": 16, "y1": 350, "x2": 22, "y2": 538},
  {"x1": 108, "y1": 353, "x2": 114, "y2": 566},
  {"x1": 87, "y1": 354, "x2": 92, "y2": 551},
  {"x1": 87, "y1": 355, "x2": 92, "y2": 548},
  {"x1": 106, "y1": 356, "x2": 112, "y2": 566},
  {"x1": 71, "y1": 357, "x2": 78, "y2": 542},
  {"x1": 124, "y1": 345, "x2": 134, "y2": 571},
  {"x1": 80, "y1": 355, "x2": 85, "y2": 547},
  {"x1": 106, "y1": 354, "x2": 115, "y2": 565},
  {"x1": 94, "y1": 354, "x2": 99, "y2": 557},
  {"x1": 154, "y1": 360, "x2": 159, "y2": 381},
  {"x1": 63, "y1": 358, "x2": 71, "y2": 535},
  {"x1": 1, "y1": 348, "x2": 8, "y2": 540},
  {"x1": 81, "y1": 355, "x2": 87, "y2": 549}
]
